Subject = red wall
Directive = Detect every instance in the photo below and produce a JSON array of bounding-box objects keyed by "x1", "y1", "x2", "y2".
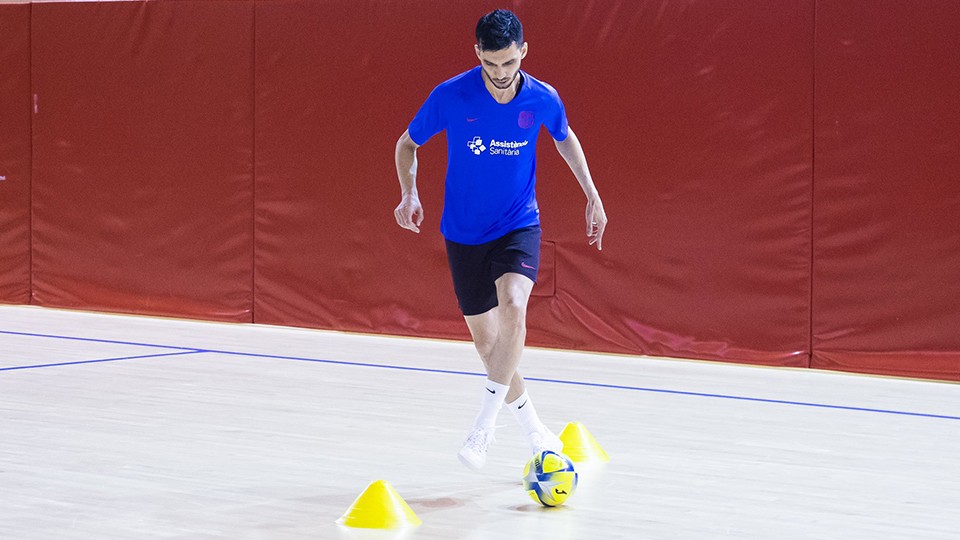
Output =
[
  {"x1": 813, "y1": 0, "x2": 960, "y2": 378},
  {"x1": 253, "y1": 0, "x2": 814, "y2": 368},
  {"x1": 520, "y1": 2, "x2": 814, "y2": 365},
  {"x1": 0, "y1": 4, "x2": 31, "y2": 304},
  {"x1": 30, "y1": 1, "x2": 255, "y2": 321},
  {"x1": 2, "y1": 1, "x2": 959, "y2": 380}
]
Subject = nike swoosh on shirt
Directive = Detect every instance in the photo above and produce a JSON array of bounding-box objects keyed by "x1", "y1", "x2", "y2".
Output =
[
  {"x1": 521, "y1": 262, "x2": 536, "y2": 270},
  {"x1": 466, "y1": 117, "x2": 479, "y2": 122}
]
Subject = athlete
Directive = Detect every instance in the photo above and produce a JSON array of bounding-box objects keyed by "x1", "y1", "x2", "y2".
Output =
[{"x1": 393, "y1": 9, "x2": 607, "y2": 471}]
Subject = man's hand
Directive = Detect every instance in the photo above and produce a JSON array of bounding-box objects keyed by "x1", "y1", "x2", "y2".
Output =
[
  {"x1": 554, "y1": 128, "x2": 606, "y2": 251},
  {"x1": 394, "y1": 194, "x2": 424, "y2": 234},
  {"x1": 585, "y1": 195, "x2": 607, "y2": 250},
  {"x1": 394, "y1": 130, "x2": 423, "y2": 233}
]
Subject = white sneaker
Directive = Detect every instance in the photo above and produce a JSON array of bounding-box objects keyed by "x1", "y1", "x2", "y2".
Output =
[
  {"x1": 528, "y1": 428, "x2": 563, "y2": 455},
  {"x1": 458, "y1": 426, "x2": 495, "y2": 471}
]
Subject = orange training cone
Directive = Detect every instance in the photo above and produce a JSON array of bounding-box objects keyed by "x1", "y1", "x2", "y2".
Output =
[
  {"x1": 558, "y1": 422, "x2": 610, "y2": 463},
  {"x1": 336, "y1": 480, "x2": 422, "y2": 529}
]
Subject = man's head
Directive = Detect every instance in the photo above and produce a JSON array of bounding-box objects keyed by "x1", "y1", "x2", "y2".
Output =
[
  {"x1": 476, "y1": 9, "x2": 523, "y2": 51},
  {"x1": 475, "y1": 9, "x2": 528, "y2": 90}
]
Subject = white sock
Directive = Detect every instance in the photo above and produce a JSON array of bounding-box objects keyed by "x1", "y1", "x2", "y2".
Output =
[
  {"x1": 506, "y1": 390, "x2": 547, "y2": 436},
  {"x1": 473, "y1": 380, "x2": 510, "y2": 429}
]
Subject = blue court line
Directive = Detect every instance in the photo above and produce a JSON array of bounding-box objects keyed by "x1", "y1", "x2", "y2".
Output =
[
  {"x1": 0, "y1": 350, "x2": 202, "y2": 372},
  {"x1": 0, "y1": 330, "x2": 194, "y2": 352},
  {"x1": 524, "y1": 378, "x2": 960, "y2": 421},
  {"x1": 218, "y1": 350, "x2": 960, "y2": 421},
  {"x1": 2, "y1": 329, "x2": 958, "y2": 421}
]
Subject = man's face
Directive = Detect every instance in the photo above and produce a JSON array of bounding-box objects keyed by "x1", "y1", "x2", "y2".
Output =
[{"x1": 475, "y1": 42, "x2": 528, "y2": 90}]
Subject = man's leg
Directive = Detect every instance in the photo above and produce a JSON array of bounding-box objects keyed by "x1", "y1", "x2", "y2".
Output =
[
  {"x1": 464, "y1": 306, "x2": 526, "y2": 403},
  {"x1": 457, "y1": 273, "x2": 533, "y2": 470},
  {"x1": 487, "y1": 274, "x2": 562, "y2": 453},
  {"x1": 459, "y1": 273, "x2": 561, "y2": 470},
  {"x1": 483, "y1": 273, "x2": 534, "y2": 387}
]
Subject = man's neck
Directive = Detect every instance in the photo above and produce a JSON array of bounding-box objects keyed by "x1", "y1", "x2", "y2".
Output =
[{"x1": 482, "y1": 70, "x2": 521, "y2": 104}]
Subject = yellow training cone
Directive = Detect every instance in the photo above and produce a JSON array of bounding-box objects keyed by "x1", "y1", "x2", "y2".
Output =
[
  {"x1": 336, "y1": 480, "x2": 422, "y2": 529},
  {"x1": 559, "y1": 422, "x2": 610, "y2": 462}
]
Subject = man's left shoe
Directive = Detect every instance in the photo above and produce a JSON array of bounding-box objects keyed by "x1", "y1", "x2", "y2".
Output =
[{"x1": 528, "y1": 428, "x2": 563, "y2": 455}]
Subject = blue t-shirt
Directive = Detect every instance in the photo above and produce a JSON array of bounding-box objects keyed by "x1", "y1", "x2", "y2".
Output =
[{"x1": 408, "y1": 66, "x2": 569, "y2": 245}]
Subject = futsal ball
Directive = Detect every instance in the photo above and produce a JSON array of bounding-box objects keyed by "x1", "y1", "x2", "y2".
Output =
[{"x1": 522, "y1": 450, "x2": 578, "y2": 507}]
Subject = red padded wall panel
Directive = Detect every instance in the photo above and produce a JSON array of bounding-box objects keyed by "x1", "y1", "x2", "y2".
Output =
[
  {"x1": 813, "y1": 1, "x2": 960, "y2": 379},
  {"x1": 6, "y1": 0, "x2": 955, "y2": 379},
  {"x1": 31, "y1": 1, "x2": 255, "y2": 321},
  {"x1": 255, "y1": 0, "x2": 513, "y2": 335},
  {"x1": 0, "y1": 4, "x2": 31, "y2": 304},
  {"x1": 255, "y1": 0, "x2": 813, "y2": 365},
  {"x1": 521, "y1": 1, "x2": 814, "y2": 364}
]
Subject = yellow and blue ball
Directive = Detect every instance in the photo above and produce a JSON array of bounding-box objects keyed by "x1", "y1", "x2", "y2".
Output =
[{"x1": 522, "y1": 450, "x2": 578, "y2": 507}]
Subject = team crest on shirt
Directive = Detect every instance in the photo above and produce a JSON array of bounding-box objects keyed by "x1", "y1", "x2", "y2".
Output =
[
  {"x1": 467, "y1": 136, "x2": 487, "y2": 155},
  {"x1": 518, "y1": 110, "x2": 535, "y2": 129}
]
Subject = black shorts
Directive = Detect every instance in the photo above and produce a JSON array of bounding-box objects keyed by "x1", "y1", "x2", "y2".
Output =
[{"x1": 445, "y1": 226, "x2": 541, "y2": 316}]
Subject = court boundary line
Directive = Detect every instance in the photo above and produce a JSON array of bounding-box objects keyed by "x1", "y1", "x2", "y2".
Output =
[
  {"x1": 0, "y1": 350, "x2": 202, "y2": 372},
  {"x1": 0, "y1": 329, "x2": 195, "y2": 351},
  {"x1": 2, "y1": 329, "x2": 958, "y2": 421}
]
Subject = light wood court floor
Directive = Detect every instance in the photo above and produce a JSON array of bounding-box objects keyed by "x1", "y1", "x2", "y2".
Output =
[{"x1": 1, "y1": 305, "x2": 959, "y2": 539}]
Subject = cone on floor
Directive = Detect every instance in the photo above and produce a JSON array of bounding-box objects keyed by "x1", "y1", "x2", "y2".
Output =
[
  {"x1": 559, "y1": 422, "x2": 610, "y2": 462},
  {"x1": 336, "y1": 480, "x2": 422, "y2": 529}
]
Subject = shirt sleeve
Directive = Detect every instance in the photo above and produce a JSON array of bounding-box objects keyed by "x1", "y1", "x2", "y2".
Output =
[
  {"x1": 544, "y1": 88, "x2": 569, "y2": 142},
  {"x1": 407, "y1": 87, "x2": 446, "y2": 146}
]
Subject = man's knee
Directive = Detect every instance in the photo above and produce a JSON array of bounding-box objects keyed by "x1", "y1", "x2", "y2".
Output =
[
  {"x1": 474, "y1": 334, "x2": 497, "y2": 360},
  {"x1": 497, "y1": 274, "x2": 532, "y2": 308},
  {"x1": 496, "y1": 300, "x2": 527, "y2": 336}
]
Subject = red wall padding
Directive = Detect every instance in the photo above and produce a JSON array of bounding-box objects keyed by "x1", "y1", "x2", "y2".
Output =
[
  {"x1": 0, "y1": 4, "x2": 32, "y2": 304},
  {"x1": 30, "y1": 1, "x2": 255, "y2": 321},
  {"x1": 5, "y1": 1, "x2": 959, "y2": 380},
  {"x1": 254, "y1": 0, "x2": 516, "y2": 336},
  {"x1": 521, "y1": 2, "x2": 814, "y2": 364},
  {"x1": 812, "y1": 1, "x2": 960, "y2": 379},
  {"x1": 254, "y1": 0, "x2": 814, "y2": 367}
]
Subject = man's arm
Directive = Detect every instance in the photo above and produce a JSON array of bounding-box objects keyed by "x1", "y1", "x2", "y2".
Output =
[
  {"x1": 394, "y1": 129, "x2": 424, "y2": 234},
  {"x1": 554, "y1": 127, "x2": 608, "y2": 250}
]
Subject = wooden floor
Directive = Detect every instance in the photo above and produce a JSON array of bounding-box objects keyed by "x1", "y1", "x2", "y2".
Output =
[{"x1": 1, "y1": 305, "x2": 959, "y2": 539}]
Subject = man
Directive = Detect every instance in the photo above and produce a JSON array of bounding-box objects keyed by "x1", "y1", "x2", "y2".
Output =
[{"x1": 393, "y1": 9, "x2": 607, "y2": 471}]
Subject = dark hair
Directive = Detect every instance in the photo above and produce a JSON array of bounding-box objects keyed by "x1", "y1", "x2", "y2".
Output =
[{"x1": 476, "y1": 9, "x2": 523, "y2": 51}]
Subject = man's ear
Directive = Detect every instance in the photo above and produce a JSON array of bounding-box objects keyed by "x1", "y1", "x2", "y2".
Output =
[
  {"x1": 521, "y1": 42, "x2": 529, "y2": 59},
  {"x1": 475, "y1": 44, "x2": 482, "y2": 60}
]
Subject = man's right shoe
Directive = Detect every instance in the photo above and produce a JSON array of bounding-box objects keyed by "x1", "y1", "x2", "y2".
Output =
[{"x1": 458, "y1": 426, "x2": 495, "y2": 471}]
